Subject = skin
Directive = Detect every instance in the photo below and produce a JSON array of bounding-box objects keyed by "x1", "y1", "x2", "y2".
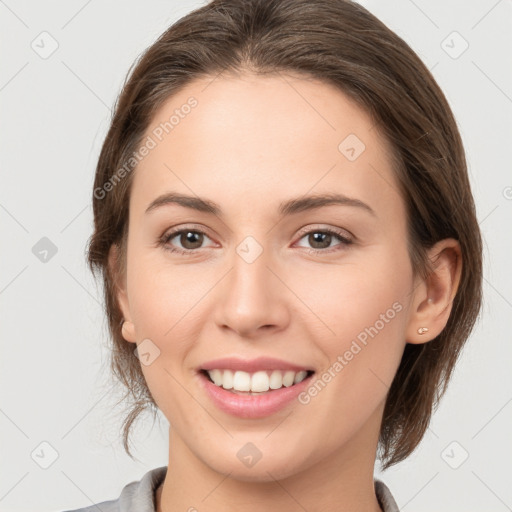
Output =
[{"x1": 112, "y1": 72, "x2": 462, "y2": 512}]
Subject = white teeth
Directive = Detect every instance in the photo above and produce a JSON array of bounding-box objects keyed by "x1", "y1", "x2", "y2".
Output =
[
  {"x1": 221, "y1": 369, "x2": 233, "y2": 390},
  {"x1": 269, "y1": 370, "x2": 283, "y2": 389},
  {"x1": 209, "y1": 369, "x2": 223, "y2": 386},
  {"x1": 233, "y1": 371, "x2": 251, "y2": 391},
  {"x1": 251, "y1": 371, "x2": 270, "y2": 392},
  {"x1": 294, "y1": 370, "x2": 308, "y2": 384},
  {"x1": 282, "y1": 370, "x2": 295, "y2": 387},
  {"x1": 205, "y1": 369, "x2": 310, "y2": 392}
]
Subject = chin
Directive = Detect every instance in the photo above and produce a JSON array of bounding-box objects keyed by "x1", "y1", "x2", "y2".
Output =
[
  {"x1": 210, "y1": 458, "x2": 301, "y2": 483},
  {"x1": 196, "y1": 440, "x2": 314, "y2": 483}
]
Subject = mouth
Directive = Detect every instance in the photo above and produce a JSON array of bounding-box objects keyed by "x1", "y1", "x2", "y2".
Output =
[
  {"x1": 197, "y1": 360, "x2": 316, "y2": 418},
  {"x1": 196, "y1": 356, "x2": 316, "y2": 418},
  {"x1": 199, "y1": 368, "x2": 315, "y2": 395}
]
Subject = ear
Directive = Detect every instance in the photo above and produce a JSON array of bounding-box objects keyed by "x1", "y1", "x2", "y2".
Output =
[
  {"x1": 406, "y1": 238, "x2": 462, "y2": 344},
  {"x1": 108, "y1": 243, "x2": 137, "y2": 344}
]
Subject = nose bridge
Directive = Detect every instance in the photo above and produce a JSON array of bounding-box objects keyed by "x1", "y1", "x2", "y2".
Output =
[{"x1": 213, "y1": 235, "x2": 289, "y2": 337}]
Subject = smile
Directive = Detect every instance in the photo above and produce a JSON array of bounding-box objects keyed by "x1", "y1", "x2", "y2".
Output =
[
  {"x1": 202, "y1": 369, "x2": 313, "y2": 393},
  {"x1": 197, "y1": 357, "x2": 315, "y2": 418}
]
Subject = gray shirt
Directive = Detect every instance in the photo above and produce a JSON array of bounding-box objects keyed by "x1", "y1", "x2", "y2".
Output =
[{"x1": 62, "y1": 466, "x2": 400, "y2": 511}]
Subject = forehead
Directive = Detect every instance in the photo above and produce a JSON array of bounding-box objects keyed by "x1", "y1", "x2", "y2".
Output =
[{"x1": 131, "y1": 72, "x2": 402, "y2": 219}]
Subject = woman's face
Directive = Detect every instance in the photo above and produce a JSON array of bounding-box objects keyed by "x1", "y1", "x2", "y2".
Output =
[{"x1": 117, "y1": 72, "x2": 420, "y2": 480}]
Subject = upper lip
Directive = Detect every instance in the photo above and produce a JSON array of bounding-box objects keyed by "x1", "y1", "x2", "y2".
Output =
[{"x1": 199, "y1": 357, "x2": 314, "y2": 373}]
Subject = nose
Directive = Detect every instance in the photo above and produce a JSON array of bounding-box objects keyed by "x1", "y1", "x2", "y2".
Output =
[{"x1": 213, "y1": 246, "x2": 291, "y2": 339}]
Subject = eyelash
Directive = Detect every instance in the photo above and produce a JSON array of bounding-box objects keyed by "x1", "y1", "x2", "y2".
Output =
[{"x1": 158, "y1": 225, "x2": 353, "y2": 256}]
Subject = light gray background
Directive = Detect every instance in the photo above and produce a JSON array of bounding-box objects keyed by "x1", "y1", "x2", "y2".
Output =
[{"x1": 1, "y1": 1, "x2": 511, "y2": 511}]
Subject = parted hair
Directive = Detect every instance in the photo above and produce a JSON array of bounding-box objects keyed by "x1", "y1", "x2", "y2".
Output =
[{"x1": 87, "y1": 0, "x2": 482, "y2": 468}]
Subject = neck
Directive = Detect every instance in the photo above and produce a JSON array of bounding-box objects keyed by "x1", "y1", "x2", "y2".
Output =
[{"x1": 157, "y1": 411, "x2": 384, "y2": 512}]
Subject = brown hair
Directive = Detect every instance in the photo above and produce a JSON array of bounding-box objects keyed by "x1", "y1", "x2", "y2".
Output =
[{"x1": 87, "y1": 0, "x2": 482, "y2": 468}]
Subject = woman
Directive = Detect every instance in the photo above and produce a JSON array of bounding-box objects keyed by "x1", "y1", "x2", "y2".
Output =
[{"x1": 68, "y1": 0, "x2": 482, "y2": 510}]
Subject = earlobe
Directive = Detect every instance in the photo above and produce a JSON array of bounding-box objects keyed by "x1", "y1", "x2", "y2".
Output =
[
  {"x1": 121, "y1": 320, "x2": 137, "y2": 343},
  {"x1": 108, "y1": 243, "x2": 137, "y2": 344},
  {"x1": 406, "y1": 239, "x2": 462, "y2": 345}
]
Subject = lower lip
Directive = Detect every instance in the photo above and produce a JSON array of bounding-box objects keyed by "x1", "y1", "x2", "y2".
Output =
[{"x1": 198, "y1": 371, "x2": 314, "y2": 419}]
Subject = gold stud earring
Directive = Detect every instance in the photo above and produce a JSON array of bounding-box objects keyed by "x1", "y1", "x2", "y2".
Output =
[{"x1": 417, "y1": 327, "x2": 429, "y2": 335}]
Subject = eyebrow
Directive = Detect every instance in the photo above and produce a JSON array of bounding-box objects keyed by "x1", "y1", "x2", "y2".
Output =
[{"x1": 145, "y1": 192, "x2": 376, "y2": 217}]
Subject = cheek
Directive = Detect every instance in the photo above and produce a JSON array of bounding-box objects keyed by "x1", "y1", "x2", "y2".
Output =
[
  {"x1": 302, "y1": 250, "x2": 412, "y2": 345},
  {"x1": 294, "y1": 248, "x2": 412, "y2": 430},
  {"x1": 126, "y1": 259, "x2": 206, "y2": 421},
  {"x1": 126, "y1": 247, "x2": 206, "y2": 340},
  {"x1": 127, "y1": 235, "x2": 413, "y2": 362},
  {"x1": 294, "y1": 248, "x2": 411, "y2": 396},
  {"x1": 123, "y1": 253, "x2": 205, "y2": 405}
]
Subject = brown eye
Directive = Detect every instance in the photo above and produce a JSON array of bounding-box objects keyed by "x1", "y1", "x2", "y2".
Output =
[
  {"x1": 295, "y1": 228, "x2": 353, "y2": 254},
  {"x1": 176, "y1": 231, "x2": 204, "y2": 250},
  {"x1": 160, "y1": 228, "x2": 215, "y2": 254},
  {"x1": 308, "y1": 232, "x2": 333, "y2": 249}
]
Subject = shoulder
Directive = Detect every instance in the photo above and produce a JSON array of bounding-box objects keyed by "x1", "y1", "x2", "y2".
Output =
[
  {"x1": 374, "y1": 479, "x2": 400, "y2": 512},
  {"x1": 60, "y1": 466, "x2": 167, "y2": 512}
]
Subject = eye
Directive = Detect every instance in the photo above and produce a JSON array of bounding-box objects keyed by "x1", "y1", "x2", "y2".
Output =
[
  {"x1": 158, "y1": 225, "x2": 353, "y2": 256},
  {"x1": 159, "y1": 227, "x2": 216, "y2": 255},
  {"x1": 294, "y1": 227, "x2": 353, "y2": 253}
]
